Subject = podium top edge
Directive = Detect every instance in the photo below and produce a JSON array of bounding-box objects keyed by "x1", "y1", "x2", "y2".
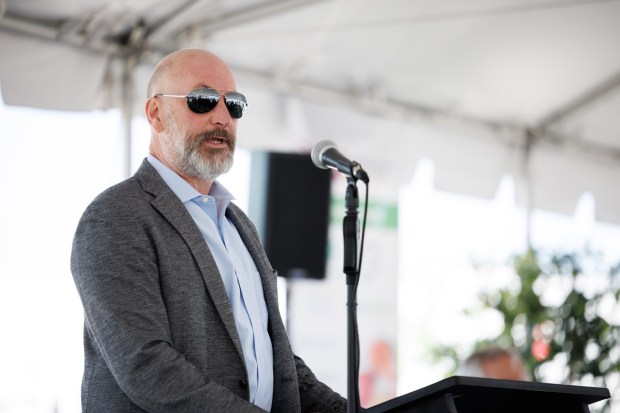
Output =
[
  {"x1": 367, "y1": 376, "x2": 611, "y2": 413},
  {"x1": 445, "y1": 375, "x2": 611, "y2": 395}
]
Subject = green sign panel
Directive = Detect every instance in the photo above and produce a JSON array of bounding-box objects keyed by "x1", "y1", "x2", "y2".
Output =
[{"x1": 330, "y1": 198, "x2": 398, "y2": 229}]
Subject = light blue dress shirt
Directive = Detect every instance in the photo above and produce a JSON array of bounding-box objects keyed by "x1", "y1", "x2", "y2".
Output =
[{"x1": 147, "y1": 155, "x2": 274, "y2": 411}]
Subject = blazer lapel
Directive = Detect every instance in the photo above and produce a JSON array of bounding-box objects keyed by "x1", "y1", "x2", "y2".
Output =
[
  {"x1": 226, "y1": 205, "x2": 284, "y2": 344},
  {"x1": 134, "y1": 160, "x2": 245, "y2": 361},
  {"x1": 226, "y1": 205, "x2": 275, "y2": 293},
  {"x1": 227, "y1": 204, "x2": 302, "y2": 411}
]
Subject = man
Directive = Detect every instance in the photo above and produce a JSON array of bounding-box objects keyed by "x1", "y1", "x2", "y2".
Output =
[
  {"x1": 457, "y1": 346, "x2": 531, "y2": 381},
  {"x1": 71, "y1": 49, "x2": 347, "y2": 413}
]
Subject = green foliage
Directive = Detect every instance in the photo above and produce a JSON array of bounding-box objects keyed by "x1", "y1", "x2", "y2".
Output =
[
  {"x1": 494, "y1": 250, "x2": 619, "y2": 381},
  {"x1": 484, "y1": 249, "x2": 619, "y2": 410},
  {"x1": 433, "y1": 248, "x2": 619, "y2": 411}
]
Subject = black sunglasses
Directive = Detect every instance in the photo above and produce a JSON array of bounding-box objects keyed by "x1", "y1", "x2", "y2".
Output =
[{"x1": 153, "y1": 87, "x2": 248, "y2": 118}]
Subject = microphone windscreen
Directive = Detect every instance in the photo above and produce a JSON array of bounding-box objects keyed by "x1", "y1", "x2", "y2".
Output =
[{"x1": 311, "y1": 140, "x2": 337, "y2": 169}]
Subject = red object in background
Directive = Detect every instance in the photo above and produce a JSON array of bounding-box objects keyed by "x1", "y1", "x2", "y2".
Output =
[
  {"x1": 531, "y1": 339, "x2": 551, "y2": 361},
  {"x1": 531, "y1": 322, "x2": 553, "y2": 361}
]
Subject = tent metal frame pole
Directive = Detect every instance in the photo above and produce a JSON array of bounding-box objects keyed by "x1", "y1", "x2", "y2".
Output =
[
  {"x1": 121, "y1": 56, "x2": 135, "y2": 178},
  {"x1": 522, "y1": 129, "x2": 536, "y2": 250}
]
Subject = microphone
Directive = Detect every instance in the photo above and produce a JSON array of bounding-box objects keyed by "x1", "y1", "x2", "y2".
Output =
[{"x1": 311, "y1": 140, "x2": 369, "y2": 183}]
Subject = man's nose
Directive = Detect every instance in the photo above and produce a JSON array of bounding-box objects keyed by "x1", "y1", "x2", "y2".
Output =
[{"x1": 208, "y1": 98, "x2": 232, "y2": 127}]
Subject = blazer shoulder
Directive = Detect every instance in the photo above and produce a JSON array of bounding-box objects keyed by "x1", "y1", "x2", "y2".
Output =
[
  {"x1": 81, "y1": 159, "x2": 170, "y2": 220},
  {"x1": 82, "y1": 177, "x2": 150, "y2": 218}
]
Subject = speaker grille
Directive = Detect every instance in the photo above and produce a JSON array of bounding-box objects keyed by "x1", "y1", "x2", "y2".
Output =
[{"x1": 249, "y1": 152, "x2": 331, "y2": 279}]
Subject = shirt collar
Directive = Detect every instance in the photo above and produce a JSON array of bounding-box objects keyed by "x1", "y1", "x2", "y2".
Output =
[{"x1": 146, "y1": 154, "x2": 235, "y2": 204}]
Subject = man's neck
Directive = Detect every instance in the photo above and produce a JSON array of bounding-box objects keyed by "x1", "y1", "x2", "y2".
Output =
[
  {"x1": 149, "y1": 152, "x2": 213, "y2": 195},
  {"x1": 179, "y1": 173, "x2": 213, "y2": 195}
]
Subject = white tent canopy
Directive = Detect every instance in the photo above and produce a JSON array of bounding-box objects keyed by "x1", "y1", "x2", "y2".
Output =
[{"x1": 1, "y1": 0, "x2": 620, "y2": 223}]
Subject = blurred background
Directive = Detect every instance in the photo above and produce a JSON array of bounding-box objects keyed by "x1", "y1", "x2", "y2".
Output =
[{"x1": 1, "y1": 0, "x2": 619, "y2": 412}]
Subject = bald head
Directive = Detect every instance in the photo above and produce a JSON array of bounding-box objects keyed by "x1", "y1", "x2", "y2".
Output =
[
  {"x1": 147, "y1": 49, "x2": 236, "y2": 98},
  {"x1": 458, "y1": 346, "x2": 531, "y2": 381},
  {"x1": 145, "y1": 49, "x2": 240, "y2": 194}
]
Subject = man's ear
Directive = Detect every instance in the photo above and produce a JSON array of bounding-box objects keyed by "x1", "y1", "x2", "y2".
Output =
[{"x1": 145, "y1": 98, "x2": 164, "y2": 133}]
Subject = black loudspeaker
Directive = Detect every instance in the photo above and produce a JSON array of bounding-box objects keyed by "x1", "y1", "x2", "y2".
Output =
[{"x1": 249, "y1": 151, "x2": 331, "y2": 279}]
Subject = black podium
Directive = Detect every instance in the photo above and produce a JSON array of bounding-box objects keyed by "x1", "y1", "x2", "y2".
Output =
[{"x1": 365, "y1": 376, "x2": 611, "y2": 413}]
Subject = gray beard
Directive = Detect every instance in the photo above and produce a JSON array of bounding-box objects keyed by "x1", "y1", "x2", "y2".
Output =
[{"x1": 164, "y1": 116, "x2": 235, "y2": 181}]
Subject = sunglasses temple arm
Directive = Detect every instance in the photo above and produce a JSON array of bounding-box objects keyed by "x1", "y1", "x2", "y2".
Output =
[{"x1": 154, "y1": 94, "x2": 188, "y2": 98}]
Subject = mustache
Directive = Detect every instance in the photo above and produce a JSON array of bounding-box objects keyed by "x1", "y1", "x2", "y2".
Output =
[{"x1": 192, "y1": 129, "x2": 236, "y2": 151}]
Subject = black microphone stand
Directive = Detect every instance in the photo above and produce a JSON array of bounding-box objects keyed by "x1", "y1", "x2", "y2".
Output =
[{"x1": 343, "y1": 176, "x2": 361, "y2": 413}]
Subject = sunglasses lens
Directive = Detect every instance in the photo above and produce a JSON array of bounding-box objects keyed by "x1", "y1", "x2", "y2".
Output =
[
  {"x1": 187, "y1": 91, "x2": 218, "y2": 114},
  {"x1": 186, "y1": 88, "x2": 247, "y2": 118},
  {"x1": 226, "y1": 93, "x2": 248, "y2": 119}
]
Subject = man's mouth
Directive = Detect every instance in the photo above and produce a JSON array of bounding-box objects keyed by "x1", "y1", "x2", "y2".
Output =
[
  {"x1": 197, "y1": 129, "x2": 235, "y2": 151},
  {"x1": 208, "y1": 137, "x2": 226, "y2": 144}
]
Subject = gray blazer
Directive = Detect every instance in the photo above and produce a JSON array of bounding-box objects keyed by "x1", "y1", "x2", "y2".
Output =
[{"x1": 71, "y1": 159, "x2": 346, "y2": 413}]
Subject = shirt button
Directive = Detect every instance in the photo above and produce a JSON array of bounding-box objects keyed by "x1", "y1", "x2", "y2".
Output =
[
  {"x1": 239, "y1": 378, "x2": 248, "y2": 388},
  {"x1": 202, "y1": 197, "x2": 209, "y2": 203}
]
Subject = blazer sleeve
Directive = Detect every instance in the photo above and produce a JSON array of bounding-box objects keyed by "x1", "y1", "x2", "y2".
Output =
[
  {"x1": 295, "y1": 355, "x2": 348, "y2": 413},
  {"x1": 71, "y1": 190, "x2": 266, "y2": 413}
]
